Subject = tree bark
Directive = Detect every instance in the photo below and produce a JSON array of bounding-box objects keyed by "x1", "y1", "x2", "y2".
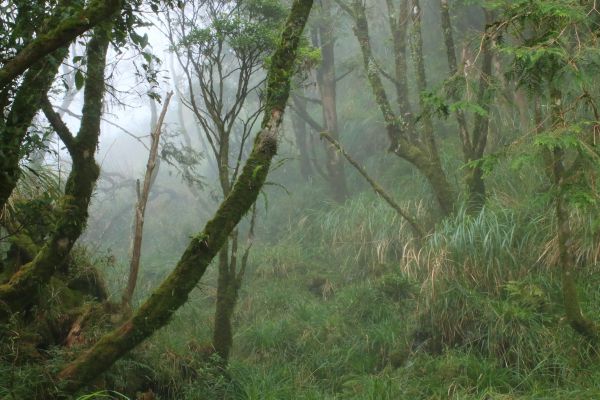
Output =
[
  {"x1": 55, "y1": 1, "x2": 313, "y2": 393},
  {"x1": 213, "y1": 244, "x2": 241, "y2": 361},
  {"x1": 0, "y1": 48, "x2": 67, "y2": 212},
  {"x1": 548, "y1": 88, "x2": 599, "y2": 342}
]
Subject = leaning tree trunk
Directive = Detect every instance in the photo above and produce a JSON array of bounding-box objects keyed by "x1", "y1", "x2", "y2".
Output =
[{"x1": 55, "y1": 1, "x2": 314, "y2": 394}]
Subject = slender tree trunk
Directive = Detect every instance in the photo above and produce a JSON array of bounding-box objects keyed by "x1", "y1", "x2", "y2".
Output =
[
  {"x1": 291, "y1": 92, "x2": 314, "y2": 180},
  {"x1": 548, "y1": 88, "x2": 599, "y2": 342},
  {"x1": 385, "y1": 0, "x2": 412, "y2": 119},
  {"x1": 122, "y1": 92, "x2": 173, "y2": 308},
  {"x1": 213, "y1": 244, "x2": 240, "y2": 361},
  {"x1": 438, "y1": 1, "x2": 493, "y2": 212},
  {"x1": 55, "y1": 2, "x2": 313, "y2": 393},
  {"x1": 465, "y1": 12, "x2": 493, "y2": 211},
  {"x1": 410, "y1": 0, "x2": 439, "y2": 161},
  {"x1": 212, "y1": 125, "x2": 239, "y2": 362},
  {"x1": 314, "y1": 0, "x2": 348, "y2": 203}
]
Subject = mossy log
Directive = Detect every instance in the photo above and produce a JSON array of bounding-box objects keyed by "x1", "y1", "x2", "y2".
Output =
[{"x1": 56, "y1": 0, "x2": 314, "y2": 394}]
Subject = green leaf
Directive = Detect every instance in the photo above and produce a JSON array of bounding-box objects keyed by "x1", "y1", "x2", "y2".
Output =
[
  {"x1": 140, "y1": 33, "x2": 149, "y2": 49},
  {"x1": 74, "y1": 70, "x2": 85, "y2": 90}
]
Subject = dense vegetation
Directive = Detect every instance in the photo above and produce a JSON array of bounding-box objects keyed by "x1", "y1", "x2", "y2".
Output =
[{"x1": 2, "y1": 0, "x2": 600, "y2": 399}]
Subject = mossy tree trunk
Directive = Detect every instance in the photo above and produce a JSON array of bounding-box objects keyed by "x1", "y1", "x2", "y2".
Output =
[
  {"x1": 0, "y1": 48, "x2": 67, "y2": 212},
  {"x1": 56, "y1": 1, "x2": 313, "y2": 393},
  {"x1": 343, "y1": 0, "x2": 455, "y2": 217},
  {"x1": 213, "y1": 241, "x2": 244, "y2": 361},
  {"x1": 547, "y1": 87, "x2": 599, "y2": 343},
  {"x1": 0, "y1": 0, "x2": 122, "y2": 213},
  {"x1": 0, "y1": 23, "x2": 112, "y2": 316},
  {"x1": 166, "y1": 0, "x2": 293, "y2": 364}
]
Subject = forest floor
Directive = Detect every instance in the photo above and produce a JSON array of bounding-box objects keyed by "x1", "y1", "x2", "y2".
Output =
[{"x1": 100, "y1": 186, "x2": 600, "y2": 400}]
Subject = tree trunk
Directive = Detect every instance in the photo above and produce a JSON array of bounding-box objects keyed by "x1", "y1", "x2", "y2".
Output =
[
  {"x1": 0, "y1": 47, "x2": 67, "y2": 211},
  {"x1": 347, "y1": 0, "x2": 456, "y2": 217},
  {"x1": 213, "y1": 245, "x2": 240, "y2": 361},
  {"x1": 0, "y1": 24, "x2": 111, "y2": 315},
  {"x1": 438, "y1": 2, "x2": 494, "y2": 213},
  {"x1": 290, "y1": 92, "x2": 314, "y2": 180},
  {"x1": 314, "y1": 0, "x2": 348, "y2": 203},
  {"x1": 548, "y1": 88, "x2": 599, "y2": 342},
  {"x1": 55, "y1": 1, "x2": 313, "y2": 393},
  {"x1": 122, "y1": 92, "x2": 173, "y2": 307}
]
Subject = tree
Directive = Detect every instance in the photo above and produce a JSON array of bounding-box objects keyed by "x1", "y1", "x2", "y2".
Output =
[
  {"x1": 165, "y1": 0, "x2": 287, "y2": 362},
  {"x1": 0, "y1": 0, "x2": 122, "y2": 213},
  {"x1": 56, "y1": 0, "x2": 313, "y2": 393},
  {"x1": 336, "y1": 0, "x2": 496, "y2": 216},
  {"x1": 0, "y1": 0, "x2": 122, "y2": 90},
  {"x1": 0, "y1": 22, "x2": 114, "y2": 315},
  {"x1": 438, "y1": 0, "x2": 494, "y2": 212},
  {"x1": 122, "y1": 92, "x2": 174, "y2": 308},
  {"x1": 498, "y1": 0, "x2": 600, "y2": 341},
  {"x1": 338, "y1": 0, "x2": 455, "y2": 216},
  {"x1": 311, "y1": 0, "x2": 349, "y2": 203}
]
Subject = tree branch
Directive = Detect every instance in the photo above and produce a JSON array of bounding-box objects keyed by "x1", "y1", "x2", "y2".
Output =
[
  {"x1": 321, "y1": 132, "x2": 425, "y2": 241},
  {"x1": 0, "y1": 0, "x2": 122, "y2": 90},
  {"x1": 41, "y1": 94, "x2": 76, "y2": 152}
]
